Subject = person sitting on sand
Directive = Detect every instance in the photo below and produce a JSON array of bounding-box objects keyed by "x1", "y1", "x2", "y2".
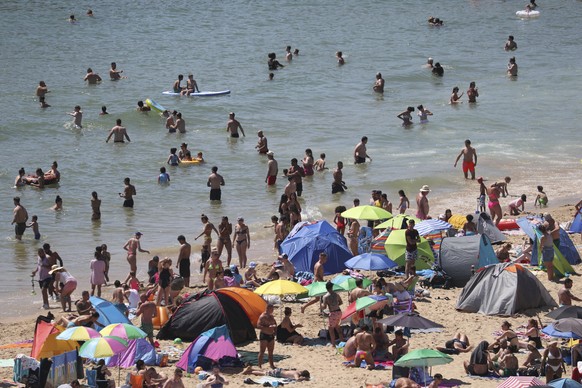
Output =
[
  {"x1": 388, "y1": 329, "x2": 409, "y2": 361},
  {"x1": 463, "y1": 214, "x2": 477, "y2": 236},
  {"x1": 343, "y1": 329, "x2": 360, "y2": 362},
  {"x1": 144, "y1": 367, "x2": 168, "y2": 387},
  {"x1": 199, "y1": 366, "x2": 227, "y2": 388},
  {"x1": 372, "y1": 326, "x2": 391, "y2": 359},
  {"x1": 242, "y1": 366, "x2": 310, "y2": 381},
  {"x1": 495, "y1": 321, "x2": 520, "y2": 352},
  {"x1": 93, "y1": 360, "x2": 115, "y2": 388},
  {"x1": 534, "y1": 186, "x2": 548, "y2": 208},
  {"x1": 353, "y1": 325, "x2": 376, "y2": 370},
  {"x1": 437, "y1": 332, "x2": 473, "y2": 355},
  {"x1": 427, "y1": 374, "x2": 443, "y2": 388},
  {"x1": 507, "y1": 194, "x2": 527, "y2": 215},
  {"x1": 244, "y1": 262, "x2": 261, "y2": 288},
  {"x1": 497, "y1": 347, "x2": 519, "y2": 377},
  {"x1": 276, "y1": 307, "x2": 303, "y2": 345},
  {"x1": 519, "y1": 318, "x2": 543, "y2": 349},
  {"x1": 496, "y1": 243, "x2": 512, "y2": 263},
  {"x1": 519, "y1": 341, "x2": 542, "y2": 376},
  {"x1": 464, "y1": 341, "x2": 491, "y2": 376}
]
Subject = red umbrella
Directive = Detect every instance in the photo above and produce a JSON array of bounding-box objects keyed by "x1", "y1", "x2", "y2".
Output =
[{"x1": 340, "y1": 295, "x2": 389, "y2": 321}]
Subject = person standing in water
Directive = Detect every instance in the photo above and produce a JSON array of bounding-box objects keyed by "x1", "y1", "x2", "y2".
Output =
[
  {"x1": 67, "y1": 105, "x2": 83, "y2": 128},
  {"x1": 467, "y1": 82, "x2": 479, "y2": 103},
  {"x1": 119, "y1": 177, "x2": 136, "y2": 208},
  {"x1": 507, "y1": 57, "x2": 518, "y2": 77},
  {"x1": 109, "y1": 62, "x2": 124, "y2": 80},
  {"x1": 417, "y1": 105, "x2": 433, "y2": 123},
  {"x1": 106, "y1": 119, "x2": 130, "y2": 143},
  {"x1": 255, "y1": 130, "x2": 268, "y2": 154},
  {"x1": 397, "y1": 107, "x2": 415, "y2": 127},
  {"x1": 207, "y1": 166, "x2": 225, "y2": 201},
  {"x1": 373, "y1": 72, "x2": 384, "y2": 93},
  {"x1": 332, "y1": 161, "x2": 347, "y2": 194},
  {"x1": 505, "y1": 35, "x2": 517, "y2": 51},
  {"x1": 354, "y1": 136, "x2": 372, "y2": 164},
  {"x1": 265, "y1": 151, "x2": 278, "y2": 186},
  {"x1": 91, "y1": 191, "x2": 101, "y2": 221},
  {"x1": 84, "y1": 68, "x2": 102, "y2": 84},
  {"x1": 336, "y1": 51, "x2": 345, "y2": 65},
  {"x1": 36, "y1": 81, "x2": 50, "y2": 108},
  {"x1": 454, "y1": 139, "x2": 478, "y2": 179},
  {"x1": 226, "y1": 112, "x2": 245, "y2": 138},
  {"x1": 12, "y1": 197, "x2": 28, "y2": 240}
]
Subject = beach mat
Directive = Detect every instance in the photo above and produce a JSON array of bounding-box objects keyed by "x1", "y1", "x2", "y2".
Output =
[
  {"x1": 342, "y1": 360, "x2": 391, "y2": 369},
  {"x1": 466, "y1": 372, "x2": 502, "y2": 380},
  {"x1": 0, "y1": 341, "x2": 32, "y2": 350}
]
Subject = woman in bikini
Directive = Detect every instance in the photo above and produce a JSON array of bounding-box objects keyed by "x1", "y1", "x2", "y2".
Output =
[
  {"x1": 195, "y1": 214, "x2": 219, "y2": 272},
  {"x1": 487, "y1": 183, "x2": 503, "y2": 226},
  {"x1": 203, "y1": 250, "x2": 223, "y2": 290},
  {"x1": 233, "y1": 217, "x2": 250, "y2": 268},
  {"x1": 287, "y1": 192, "x2": 302, "y2": 214},
  {"x1": 519, "y1": 319, "x2": 543, "y2": 349},
  {"x1": 217, "y1": 216, "x2": 233, "y2": 266},
  {"x1": 302, "y1": 149, "x2": 314, "y2": 176},
  {"x1": 495, "y1": 321, "x2": 520, "y2": 352},
  {"x1": 542, "y1": 341, "x2": 565, "y2": 383},
  {"x1": 278, "y1": 194, "x2": 290, "y2": 218}
]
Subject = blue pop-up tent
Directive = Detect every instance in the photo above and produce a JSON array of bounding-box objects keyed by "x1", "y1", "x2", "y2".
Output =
[
  {"x1": 280, "y1": 220, "x2": 352, "y2": 275},
  {"x1": 176, "y1": 325, "x2": 239, "y2": 372},
  {"x1": 89, "y1": 296, "x2": 131, "y2": 328}
]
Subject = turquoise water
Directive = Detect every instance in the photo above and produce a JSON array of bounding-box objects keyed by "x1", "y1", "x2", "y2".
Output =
[{"x1": 1, "y1": 0, "x2": 581, "y2": 315}]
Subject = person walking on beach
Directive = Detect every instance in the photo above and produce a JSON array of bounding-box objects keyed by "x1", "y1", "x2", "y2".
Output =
[
  {"x1": 265, "y1": 151, "x2": 278, "y2": 186},
  {"x1": 354, "y1": 136, "x2": 372, "y2": 164},
  {"x1": 84, "y1": 68, "x2": 102, "y2": 84},
  {"x1": 300, "y1": 252, "x2": 327, "y2": 313},
  {"x1": 12, "y1": 196, "x2": 28, "y2": 240},
  {"x1": 135, "y1": 293, "x2": 157, "y2": 346},
  {"x1": 106, "y1": 119, "x2": 130, "y2": 143},
  {"x1": 119, "y1": 177, "x2": 136, "y2": 208},
  {"x1": 257, "y1": 304, "x2": 277, "y2": 369},
  {"x1": 416, "y1": 185, "x2": 430, "y2": 220},
  {"x1": 176, "y1": 235, "x2": 191, "y2": 287},
  {"x1": 233, "y1": 217, "x2": 250, "y2": 268},
  {"x1": 217, "y1": 216, "x2": 233, "y2": 265},
  {"x1": 332, "y1": 161, "x2": 347, "y2": 194},
  {"x1": 226, "y1": 112, "x2": 245, "y2": 138},
  {"x1": 373, "y1": 72, "x2": 384, "y2": 93},
  {"x1": 195, "y1": 214, "x2": 219, "y2": 272},
  {"x1": 454, "y1": 139, "x2": 478, "y2": 179},
  {"x1": 255, "y1": 130, "x2": 268, "y2": 154},
  {"x1": 405, "y1": 220, "x2": 421, "y2": 278},
  {"x1": 322, "y1": 281, "x2": 344, "y2": 346},
  {"x1": 207, "y1": 166, "x2": 225, "y2": 201},
  {"x1": 487, "y1": 183, "x2": 503, "y2": 226},
  {"x1": 123, "y1": 232, "x2": 150, "y2": 277},
  {"x1": 467, "y1": 82, "x2": 479, "y2": 103},
  {"x1": 31, "y1": 248, "x2": 52, "y2": 309}
]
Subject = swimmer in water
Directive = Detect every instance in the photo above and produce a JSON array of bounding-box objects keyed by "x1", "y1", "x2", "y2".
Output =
[
  {"x1": 505, "y1": 35, "x2": 517, "y2": 51},
  {"x1": 84, "y1": 68, "x2": 102, "y2": 84},
  {"x1": 87, "y1": 9, "x2": 93, "y2": 16},
  {"x1": 268, "y1": 53, "x2": 284, "y2": 70},
  {"x1": 417, "y1": 105, "x2": 433, "y2": 123},
  {"x1": 137, "y1": 101, "x2": 151, "y2": 112},
  {"x1": 397, "y1": 107, "x2": 415, "y2": 127},
  {"x1": 69, "y1": 15, "x2": 76, "y2": 23},
  {"x1": 226, "y1": 112, "x2": 245, "y2": 138},
  {"x1": 507, "y1": 57, "x2": 518, "y2": 77},
  {"x1": 100, "y1": 106, "x2": 108, "y2": 115},
  {"x1": 336, "y1": 51, "x2": 345, "y2": 65},
  {"x1": 425, "y1": 57, "x2": 434, "y2": 69},
  {"x1": 36, "y1": 81, "x2": 50, "y2": 108},
  {"x1": 467, "y1": 82, "x2": 479, "y2": 103},
  {"x1": 432, "y1": 62, "x2": 444, "y2": 76},
  {"x1": 450, "y1": 87, "x2": 463, "y2": 104},
  {"x1": 285, "y1": 46, "x2": 293, "y2": 61},
  {"x1": 268, "y1": 73, "x2": 274, "y2": 80},
  {"x1": 373, "y1": 72, "x2": 384, "y2": 93},
  {"x1": 109, "y1": 62, "x2": 124, "y2": 80},
  {"x1": 67, "y1": 105, "x2": 83, "y2": 128}
]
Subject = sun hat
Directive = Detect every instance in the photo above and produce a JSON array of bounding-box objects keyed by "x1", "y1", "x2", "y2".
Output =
[
  {"x1": 420, "y1": 185, "x2": 431, "y2": 192},
  {"x1": 49, "y1": 265, "x2": 64, "y2": 274},
  {"x1": 249, "y1": 262, "x2": 257, "y2": 268},
  {"x1": 528, "y1": 340, "x2": 537, "y2": 348}
]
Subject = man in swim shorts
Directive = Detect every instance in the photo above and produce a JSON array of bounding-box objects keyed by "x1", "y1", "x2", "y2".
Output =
[
  {"x1": 109, "y1": 62, "x2": 123, "y2": 80},
  {"x1": 332, "y1": 161, "x2": 347, "y2": 194},
  {"x1": 176, "y1": 235, "x2": 191, "y2": 287},
  {"x1": 226, "y1": 112, "x2": 245, "y2": 138},
  {"x1": 255, "y1": 130, "x2": 269, "y2": 154},
  {"x1": 354, "y1": 136, "x2": 372, "y2": 164},
  {"x1": 454, "y1": 139, "x2": 477, "y2": 179},
  {"x1": 265, "y1": 151, "x2": 278, "y2": 186},
  {"x1": 207, "y1": 166, "x2": 225, "y2": 201},
  {"x1": 120, "y1": 177, "x2": 136, "y2": 207},
  {"x1": 106, "y1": 119, "x2": 131, "y2": 143},
  {"x1": 257, "y1": 304, "x2": 277, "y2": 369},
  {"x1": 135, "y1": 293, "x2": 156, "y2": 346},
  {"x1": 354, "y1": 325, "x2": 376, "y2": 370},
  {"x1": 12, "y1": 196, "x2": 28, "y2": 240}
]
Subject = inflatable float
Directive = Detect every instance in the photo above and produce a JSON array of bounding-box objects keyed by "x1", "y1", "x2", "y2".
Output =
[
  {"x1": 162, "y1": 90, "x2": 231, "y2": 97},
  {"x1": 179, "y1": 159, "x2": 202, "y2": 166},
  {"x1": 145, "y1": 98, "x2": 166, "y2": 113},
  {"x1": 498, "y1": 219, "x2": 520, "y2": 231},
  {"x1": 152, "y1": 306, "x2": 169, "y2": 330},
  {"x1": 516, "y1": 10, "x2": 540, "y2": 18}
]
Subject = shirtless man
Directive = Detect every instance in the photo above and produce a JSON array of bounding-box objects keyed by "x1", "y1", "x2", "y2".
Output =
[
  {"x1": 120, "y1": 177, "x2": 137, "y2": 208},
  {"x1": 136, "y1": 101, "x2": 151, "y2": 112},
  {"x1": 169, "y1": 113, "x2": 186, "y2": 133},
  {"x1": 300, "y1": 253, "x2": 327, "y2": 313},
  {"x1": 285, "y1": 45, "x2": 293, "y2": 61},
  {"x1": 332, "y1": 161, "x2": 347, "y2": 194},
  {"x1": 162, "y1": 368, "x2": 184, "y2": 388},
  {"x1": 314, "y1": 153, "x2": 327, "y2": 171},
  {"x1": 354, "y1": 325, "x2": 376, "y2": 370},
  {"x1": 106, "y1": 119, "x2": 130, "y2": 143},
  {"x1": 388, "y1": 330, "x2": 409, "y2": 360},
  {"x1": 558, "y1": 279, "x2": 582, "y2": 306},
  {"x1": 172, "y1": 74, "x2": 184, "y2": 93},
  {"x1": 84, "y1": 68, "x2": 102, "y2": 84},
  {"x1": 354, "y1": 136, "x2": 372, "y2": 164},
  {"x1": 12, "y1": 196, "x2": 28, "y2": 240},
  {"x1": 36, "y1": 81, "x2": 50, "y2": 108},
  {"x1": 349, "y1": 278, "x2": 371, "y2": 303},
  {"x1": 416, "y1": 186, "x2": 430, "y2": 220},
  {"x1": 505, "y1": 35, "x2": 517, "y2": 51},
  {"x1": 226, "y1": 112, "x2": 245, "y2": 138},
  {"x1": 255, "y1": 130, "x2": 268, "y2": 154},
  {"x1": 180, "y1": 74, "x2": 199, "y2": 95},
  {"x1": 176, "y1": 235, "x2": 191, "y2": 287},
  {"x1": 207, "y1": 166, "x2": 225, "y2": 201},
  {"x1": 265, "y1": 151, "x2": 278, "y2": 186},
  {"x1": 467, "y1": 82, "x2": 479, "y2": 103},
  {"x1": 288, "y1": 158, "x2": 305, "y2": 197},
  {"x1": 75, "y1": 290, "x2": 94, "y2": 315},
  {"x1": 67, "y1": 105, "x2": 83, "y2": 128},
  {"x1": 111, "y1": 280, "x2": 128, "y2": 316},
  {"x1": 178, "y1": 142, "x2": 191, "y2": 161},
  {"x1": 257, "y1": 304, "x2": 277, "y2": 369},
  {"x1": 275, "y1": 215, "x2": 290, "y2": 251},
  {"x1": 123, "y1": 232, "x2": 150, "y2": 276},
  {"x1": 135, "y1": 293, "x2": 157, "y2": 346},
  {"x1": 454, "y1": 139, "x2": 478, "y2": 179},
  {"x1": 109, "y1": 62, "x2": 123, "y2": 80},
  {"x1": 373, "y1": 72, "x2": 385, "y2": 93}
]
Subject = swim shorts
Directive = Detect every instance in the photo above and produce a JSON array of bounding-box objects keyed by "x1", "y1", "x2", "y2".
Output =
[
  {"x1": 542, "y1": 246, "x2": 554, "y2": 263},
  {"x1": 210, "y1": 189, "x2": 222, "y2": 201},
  {"x1": 354, "y1": 156, "x2": 366, "y2": 164},
  {"x1": 15, "y1": 223, "x2": 26, "y2": 236},
  {"x1": 140, "y1": 323, "x2": 154, "y2": 337},
  {"x1": 462, "y1": 161, "x2": 475, "y2": 174},
  {"x1": 332, "y1": 182, "x2": 345, "y2": 194},
  {"x1": 405, "y1": 249, "x2": 418, "y2": 262},
  {"x1": 230, "y1": 133, "x2": 240, "y2": 138},
  {"x1": 266, "y1": 368, "x2": 282, "y2": 378},
  {"x1": 123, "y1": 199, "x2": 134, "y2": 208},
  {"x1": 179, "y1": 258, "x2": 191, "y2": 278},
  {"x1": 39, "y1": 277, "x2": 52, "y2": 289},
  {"x1": 267, "y1": 175, "x2": 277, "y2": 186},
  {"x1": 260, "y1": 332, "x2": 275, "y2": 342},
  {"x1": 295, "y1": 182, "x2": 303, "y2": 196},
  {"x1": 328, "y1": 310, "x2": 342, "y2": 327}
]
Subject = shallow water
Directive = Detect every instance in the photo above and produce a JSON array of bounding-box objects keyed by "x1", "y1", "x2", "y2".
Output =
[{"x1": 1, "y1": 0, "x2": 581, "y2": 316}]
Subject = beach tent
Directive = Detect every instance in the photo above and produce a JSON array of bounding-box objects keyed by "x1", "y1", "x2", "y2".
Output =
[
  {"x1": 477, "y1": 213, "x2": 506, "y2": 244},
  {"x1": 438, "y1": 235, "x2": 498, "y2": 287},
  {"x1": 570, "y1": 211, "x2": 582, "y2": 233},
  {"x1": 157, "y1": 289, "x2": 265, "y2": 344},
  {"x1": 518, "y1": 217, "x2": 581, "y2": 266},
  {"x1": 89, "y1": 296, "x2": 131, "y2": 328},
  {"x1": 280, "y1": 220, "x2": 352, "y2": 275},
  {"x1": 176, "y1": 325, "x2": 239, "y2": 372},
  {"x1": 31, "y1": 319, "x2": 78, "y2": 360},
  {"x1": 456, "y1": 263, "x2": 557, "y2": 316},
  {"x1": 104, "y1": 338, "x2": 157, "y2": 368}
]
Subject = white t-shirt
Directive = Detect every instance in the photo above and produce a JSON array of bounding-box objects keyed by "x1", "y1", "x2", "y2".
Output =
[{"x1": 127, "y1": 289, "x2": 140, "y2": 309}]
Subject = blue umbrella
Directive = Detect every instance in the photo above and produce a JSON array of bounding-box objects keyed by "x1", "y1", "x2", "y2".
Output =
[
  {"x1": 330, "y1": 274, "x2": 351, "y2": 285},
  {"x1": 414, "y1": 219, "x2": 452, "y2": 236},
  {"x1": 548, "y1": 378, "x2": 582, "y2": 388},
  {"x1": 542, "y1": 324, "x2": 582, "y2": 339},
  {"x1": 344, "y1": 253, "x2": 397, "y2": 271}
]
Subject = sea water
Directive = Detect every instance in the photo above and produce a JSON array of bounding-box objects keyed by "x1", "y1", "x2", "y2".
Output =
[{"x1": 0, "y1": 0, "x2": 581, "y2": 316}]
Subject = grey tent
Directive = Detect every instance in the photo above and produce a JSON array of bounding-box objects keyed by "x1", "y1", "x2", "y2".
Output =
[
  {"x1": 438, "y1": 235, "x2": 498, "y2": 287},
  {"x1": 477, "y1": 213, "x2": 506, "y2": 243},
  {"x1": 456, "y1": 262, "x2": 557, "y2": 316}
]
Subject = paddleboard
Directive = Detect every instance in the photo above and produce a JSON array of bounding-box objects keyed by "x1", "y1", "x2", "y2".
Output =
[
  {"x1": 145, "y1": 98, "x2": 166, "y2": 113},
  {"x1": 516, "y1": 10, "x2": 540, "y2": 17},
  {"x1": 162, "y1": 90, "x2": 231, "y2": 97}
]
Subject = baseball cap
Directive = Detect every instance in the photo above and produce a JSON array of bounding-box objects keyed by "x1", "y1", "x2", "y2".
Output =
[{"x1": 249, "y1": 262, "x2": 257, "y2": 268}]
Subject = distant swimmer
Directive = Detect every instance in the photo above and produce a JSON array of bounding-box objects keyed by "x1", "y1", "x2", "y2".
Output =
[
  {"x1": 84, "y1": 68, "x2": 102, "y2": 84},
  {"x1": 87, "y1": 9, "x2": 93, "y2": 16},
  {"x1": 428, "y1": 16, "x2": 443, "y2": 26},
  {"x1": 119, "y1": 177, "x2": 137, "y2": 208},
  {"x1": 314, "y1": 153, "x2": 328, "y2": 171},
  {"x1": 67, "y1": 105, "x2": 83, "y2": 128},
  {"x1": 417, "y1": 105, "x2": 433, "y2": 123},
  {"x1": 425, "y1": 57, "x2": 434, "y2": 69},
  {"x1": 507, "y1": 57, "x2": 518, "y2": 77},
  {"x1": 69, "y1": 15, "x2": 76, "y2": 23},
  {"x1": 226, "y1": 112, "x2": 245, "y2": 138},
  {"x1": 106, "y1": 119, "x2": 130, "y2": 143},
  {"x1": 454, "y1": 139, "x2": 478, "y2": 180},
  {"x1": 432, "y1": 62, "x2": 444, "y2": 76},
  {"x1": 450, "y1": 86, "x2": 463, "y2": 104},
  {"x1": 168, "y1": 112, "x2": 186, "y2": 133},
  {"x1": 529, "y1": 0, "x2": 538, "y2": 9},
  {"x1": 207, "y1": 166, "x2": 225, "y2": 201},
  {"x1": 268, "y1": 73, "x2": 274, "y2": 80},
  {"x1": 505, "y1": 35, "x2": 517, "y2": 51},
  {"x1": 109, "y1": 62, "x2": 124, "y2": 80},
  {"x1": 36, "y1": 81, "x2": 50, "y2": 108},
  {"x1": 268, "y1": 53, "x2": 284, "y2": 70},
  {"x1": 52, "y1": 195, "x2": 63, "y2": 211},
  {"x1": 158, "y1": 167, "x2": 170, "y2": 185},
  {"x1": 91, "y1": 191, "x2": 101, "y2": 221},
  {"x1": 336, "y1": 51, "x2": 345, "y2": 65},
  {"x1": 265, "y1": 151, "x2": 278, "y2": 186},
  {"x1": 373, "y1": 72, "x2": 384, "y2": 93},
  {"x1": 173, "y1": 74, "x2": 184, "y2": 93},
  {"x1": 332, "y1": 161, "x2": 347, "y2": 194},
  {"x1": 180, "y1": 74, "x2": 200, "y2": 95},
  {"x1": 293, "y1": 48, "x2": 299, "y2": 56},
  {"x1": 14, "y1": 168, "x2": 26, "y2": 187},
  {"x1": 100, "y1": 106, "x2": 108, "y2": 115},
  {"x1": 354, "y1": 136, "x2": 372, "y2": 164},
  {"x1": 255, "y1": 130, "x2": 268, "y2": 154},
  {"x1": 285, "y1": 45, "x2": 293, "y2": 61},
  {"x1": 467, "y1": 82, "x2": 479, "y2": 103},
  {"x1": 137, "y1": 101, "x2": 151, "y2": 112},
  {"x1": 397, "y1": 106, "x2": 415, "y2": 127}
]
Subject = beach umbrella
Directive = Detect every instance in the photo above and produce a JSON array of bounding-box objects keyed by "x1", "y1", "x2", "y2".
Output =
[
  {"x1": 56, "y1": 326, "x2": 101, "y2": 341},
  {"x1": 330, "y1": 274, "x2": 351, "y2": 285},
  {"x1": 341, "y1": 295, "x2": 389, "y2": 321},
  {"x1": 341, "y1": 205, "x2": 392, "y2": 221},
  {"x1": 547, "y1": 378, "x2": 582, "y2": 388},
  {"x1": 541, "y1": 324, "x2": 582, "y2": 339},
  {"x1": 99, "y1": 323, "x2": 146, "y2": 340},
  {"x1": 384, "y1": 229, "x2": 435, "y2": 270},
  {"x1": 375, "y1": 215, "x2": 420, "y2": 230},
  {"x1": 497, "y1": 376, "x2": 544, "y2": 388},
  {"x1": 547, "y1": 306, "x2": 582, "y2": 320},
  {"x1": 370, "y1": 228, "x2": 392, "y2": 255},
  {"x1": 553, "y1": 318, "x2": 582, "y2": 338},
  {"x1": 254, "y1": 280, "x2": 308, "y2": 296},
  {"x1": 79, "y1": 336, "x2": 128, "y2": 358},
  {"x1": 337, "y1": 277, "x2": 373, "y2": 291},
  {"x1": 414, "y1": 219, "x2": 452, "y2": 236},
  {"x1": 394, "y1": 349, "x2": 453, "y2": 368},
  {"x1": 377, "y1": 312, "x2": 443, "y2": 329},
  {"x1": 344, "y1": 253, "x2": 397, "y2": 271},
  {"x1": 304, "y1": 281, "x2": 343, "y2": 297}
]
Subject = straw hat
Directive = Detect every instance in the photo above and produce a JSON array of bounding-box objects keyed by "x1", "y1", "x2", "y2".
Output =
[
  {"x1": 420, "y1": 185, "x2": 431, "y2": 193},
  {"x1": 548, "y1": 340, "x2": 559, "y2": 347},
  {"x1": 527, "y1": 340, "x2": 537, "y2": 348},
  {"x1": 49, "y1": 265, "x2": 64, "y2": 275}
]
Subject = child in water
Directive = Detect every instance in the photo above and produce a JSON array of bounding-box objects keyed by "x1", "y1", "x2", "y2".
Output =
[
  {"x1": 314, "y1": 153, "x2": 327, "y2": 171},
  {"x1": 397, "y1": 190, "x2": 410, "y2": 214},
  {"x1": 334, "y1": 206, "x2": 347, "y2": 236},
  {"x1": 167, "y1": 148, "x2": 179, "y2": 166},
  {"x1": 158, "y1": 167, "x2": 170, "y2": 184},
  {"x1": 534, "y1": 186, "x2": 548, "y2": 208},
  {"x1": 27, "y1": 215, "x2": 41, "y2": 240}
]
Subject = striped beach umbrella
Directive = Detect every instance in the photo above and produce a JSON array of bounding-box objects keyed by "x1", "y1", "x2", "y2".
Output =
[
  {"x1": 57, "y1": 326, "x2": 101, "y2": 341},
  {"x1": 100, "y1": 323, "x2": 146, "y2": 340},
  {"x1": 79, "y1": 336, "x2": 128, "y2": 358},
  {"x1": 414, "y1": 219, "x2": 452, "y2": 236},
  {"x1": 370, "y1": 228, "x2": 391, "y2": 255},
  {"x1": 496, "y1": 376, "x2": 544, "y2": 388}
]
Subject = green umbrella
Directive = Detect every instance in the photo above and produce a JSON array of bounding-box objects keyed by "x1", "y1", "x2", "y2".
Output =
[
  {"x1": 384, "y1": 229, "x2": 435, "y2": 270},
  {"x1": 395, "y1": 348, "x2": 453, "y2": 368},
  {"x1": 338, "y1": 277, "x2": 372, "y2": 291},
  {"x1": 305, "y1": 281, "x2": 343, "y2": 297},
  {"x1": 341, "y1": 205, "x2": 392, "y2": 221},
  {"x1": 375, "y1": 215, "x2": 420, "y2": 230}
]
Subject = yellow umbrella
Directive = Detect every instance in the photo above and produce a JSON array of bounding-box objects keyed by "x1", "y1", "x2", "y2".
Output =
[
  {"x1": 341, "y1": 205, "x2": 392, "y2": 221},
  {"x1": 375, "y1": 215, "x2": 420, "y2": 230},
  {"x1": 254, "y1": 280, "x2": 308, "y2": 296}
]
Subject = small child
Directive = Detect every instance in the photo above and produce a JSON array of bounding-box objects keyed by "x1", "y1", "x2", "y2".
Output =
[
  {"x1": 244, "y1": 262, "x2": 261, "y2": 288},
  {"x1": 158, "y1": 167, "x2": 170, "y2": 184},
  {"x1": 27, "y1": 215, "x2": 41, "y2": 240},
  {"x1": 314, "y1": 153, "x2": 328, "y2": 171},
  {"x1": 195, "y1": 152, "x2": 204, "y2": 163},
  {"x1": 477, "y1": 177, "x2": 487, "y2": 213},
  {"x1": 167, "y1": 148, "x2": 179, "y2": 166},
  {"x1": 333, "y1": 206, "x2": 347, "y2": 235},
  {"x1": 127, "y1": 271, "x2": 140, "y2": 291},
  {"x1": 508, "y1": 194, "x2": 526, "y2": 215},
  {"x1": 463, "y1": 214, "x2": 478, "y2": 236},
  {"x1": 534, "y1": 185, "x2": 548, "y2": 207},
  {"x1": 496, "y1": 176, "x2": 511, "y2": 197},
  {"x1": 397, "y1": 190, "x2": 410, "y2": 214},
  {"x1": 67, "y1": 105, "x2": 83, "y2": 128},
  {"x1": 52, "y1": 195, "x2": 63, "y2": 211}
]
